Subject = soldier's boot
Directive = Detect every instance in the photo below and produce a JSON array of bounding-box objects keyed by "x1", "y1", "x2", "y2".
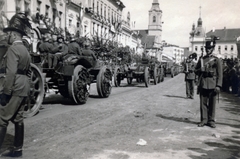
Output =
[
  {"x1": 0, "y1": 127, "x2": 7, "y2": 150},
  {"x1": 1, "y1": 122, "x2": 24, "y2": 157}
]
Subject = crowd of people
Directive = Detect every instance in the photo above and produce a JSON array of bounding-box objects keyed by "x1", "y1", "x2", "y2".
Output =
[{"x1": 222, "y1": 57, "x2": 240, "y2": 97}]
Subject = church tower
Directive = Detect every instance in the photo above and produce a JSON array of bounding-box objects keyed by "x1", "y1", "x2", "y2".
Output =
[{"x1": 148, "y1": 0, "x2": 162, "y2": 42}]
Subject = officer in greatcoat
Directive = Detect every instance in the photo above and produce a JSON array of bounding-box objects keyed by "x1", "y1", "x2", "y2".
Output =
[
  {"x1": 195, "y1": 35, "x2": 223, "y2": 128},
  {"x1": 0, "y1": 13, "x2": 32, "y2": 157},
  {"x1": 183, "y1": 53, "x2": 197, "y2": 99}
]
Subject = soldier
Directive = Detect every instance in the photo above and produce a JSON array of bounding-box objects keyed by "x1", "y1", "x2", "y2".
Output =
[
  {"x1": 195, "y1": 35, "x2": 223, "y2": 128},
  {"x1": 53, "y1": 35, "x2": 68, "y2": 69},
  {"x1": 0, "y1": 13, "x2": 32, "y2": 157},
  {"x1": 82, "y1": 39, "x2": 97, "y2": 60},
  {"x1": 38, "y1": 33, "x2": 60, "y2": 68},
  {"x1": 183, "y1": 53, "x2": 197, "y2": 99},
  {"x1": 68, "y1": 33, "x2": 82, "y2": 56}
]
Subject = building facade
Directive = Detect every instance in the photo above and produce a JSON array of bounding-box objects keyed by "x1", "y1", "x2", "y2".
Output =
[{"x1": 162, "y1": 44, "x2": 184, "y2": 64}]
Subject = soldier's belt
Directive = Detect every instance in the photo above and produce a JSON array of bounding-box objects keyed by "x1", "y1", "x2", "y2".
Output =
[
  {"x1": 0, "y1": 68, "x2": 27, "y2": 75},
  {"x1": 202, "y1": 72, "x2": 214, "y2": 78}
]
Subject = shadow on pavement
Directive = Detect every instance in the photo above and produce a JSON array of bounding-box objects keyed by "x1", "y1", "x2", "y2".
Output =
[
  {"x1": 156, "y1": 113, "x2": 198, "y2": 125},
  {"x1": 163, "y1": 95, "x2": 187, "y2": 99},
  {"x1": 187, "y1": 92, "x2": 240, "y2": 159},
  {"x1": 42, "y1": 94, "x2": 77, "y2": 105},
  {"x1": 188, "y1": 138, "x2": 240, "y2": 159}
]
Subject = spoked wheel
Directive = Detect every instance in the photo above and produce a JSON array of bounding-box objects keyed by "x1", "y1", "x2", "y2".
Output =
[
  {"x1": 144, "y1": 67, "x2": 150, "y2": 87},
  {"x1": 68, "y1": 65, "x2": 90, "y2": 104},
  {"x1": 97, "y1": 66, "x2": 112, "y2": 98},
  {"x1": 127, "y1": 77, "x2": 133, "y2": 85},
  {"x1": 23, "y1": 63, "x2": 44, "y2": 118},
  {"x1": 153, "y1": 67, "x2": 158, "y2": 85},
  {"x1": 114, "y1": 67, "x2": 121, "y2": 87}
]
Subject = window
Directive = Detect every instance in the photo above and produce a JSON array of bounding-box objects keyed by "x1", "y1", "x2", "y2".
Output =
[
  {"x1": 84, "y1": 25, "x2": 87, "y2": 34},
  {"x1": 153, "y1": 16, "x2": 156, "y2": 23},
  {"x1": 225, "y1": 45, "x2": 227, "y2": 51},
  {"x1": 97, "y1": 1, "x2": 99, "y2": 14},
  {"x1": 59, "y1": 11, "x2": 62, "y2": 27},
  {"x1": 218, "y1": 46, "x2": 221, "y2": 51},
  {"x1": 195, "y1": 46, "x2": 198, "y2": 51},
  {"x1": 100, "y1": 3, "x2": 102, "y2": 16},
  {"x1": 231, "y1": 45, "x2": 234, "y2": 51},
  {"x1": 77, "y1": 22, "x2": 80, "y2": 28},
  {"x1": 69, "y1": 19, "x2": 72, "y2": 27},
  {"x1": 104, "y1": 6, "x2": 106, "y2": 18}
]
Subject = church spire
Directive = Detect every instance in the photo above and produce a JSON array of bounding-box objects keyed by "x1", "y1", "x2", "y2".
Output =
[
  {"x1": 151, "y1": 0, "x2": 160, "y2": 11},
  {"x1": 197, "y1": 6, "x2": 202, "y2": 27}
]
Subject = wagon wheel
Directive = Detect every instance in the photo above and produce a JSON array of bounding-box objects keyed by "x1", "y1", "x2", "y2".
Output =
[
  {"x1": 97, "y1": 66, "x2": 112, "y2": 98},
  {"x1": 23, "y1": 63, "x2": 44, "y2": 118},
  {"x1": 68, "y1": 65, "x2": 90, "y2": 104},
  {"x1": 144, "y1": 67, "x2": 150, "y2": 87},
  {"x1": 127, "y1": 77, "x2": 133, "y2": 84},
  {"x1": 114, "y1": 66, "x2": 121, "y2": 87},
  {"x1": 153, "y1": 66, "x2": 158, "y2": 85}
]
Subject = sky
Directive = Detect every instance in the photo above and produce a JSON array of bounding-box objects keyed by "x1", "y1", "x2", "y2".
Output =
[{"x1": 120, "y1": 0, "x2": 240, "y2": 47}]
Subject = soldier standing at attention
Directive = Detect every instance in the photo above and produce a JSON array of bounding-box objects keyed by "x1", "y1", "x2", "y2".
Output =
[
  {"x1": 183, "y1": 53, "x2": 197, "y2": 99},
  {"x1": 0, "y1": 13, "x2": 32, "y2": 157},
  {"x1": 195, "y1": 35, "x2": 223, "y2": 128}
]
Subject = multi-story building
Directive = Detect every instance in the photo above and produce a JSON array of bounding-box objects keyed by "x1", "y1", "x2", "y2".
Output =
[
  {"x1": 205, "y1": 28, "x2": 240, "y2": 59},
  {"x1": 162, "y1": 44, "x2": 184, "y2": 64},
  {"x1": 84, "y1": 0, "x2": 125, "y2": 43}
]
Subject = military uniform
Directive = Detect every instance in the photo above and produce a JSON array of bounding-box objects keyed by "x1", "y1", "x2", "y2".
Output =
[
  {"x1": 38, "y1": 37, "x2": 59, "y2": 68},
  {"x1": 53, "y1": 36, "x2": 68, "y2": 69},
  {"x1": 0, "y1": 13, "x2": 32, "y2": 157},
  {"x1": 183, "y1": 60, "x2": 196, "y2": 99},
  {"x1": 195, "y1": 36, "x2": 223, "y2": 128},
  {"x1": 68, "y1": 39, "x2": 82, "y2": 56}
]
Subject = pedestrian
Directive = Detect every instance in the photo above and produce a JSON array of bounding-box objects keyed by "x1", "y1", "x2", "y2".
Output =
[
  {"x1": 0, "y1": 13, "x2": 32, "y2": 157},
  {"x1": 195, "y1": 35, "x2": 223, "y2": 128},
  {"x1": 183, "y1": 53, "x2": 197, "y2": 99}
]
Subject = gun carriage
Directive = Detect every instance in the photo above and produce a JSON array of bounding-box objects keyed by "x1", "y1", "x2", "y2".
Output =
[
  {"x1": 21, "y1": 28, "x2": 112, "y2": 118},
  {"x1": 114, "y1": 56, "x2": 161, "y2": 87}
]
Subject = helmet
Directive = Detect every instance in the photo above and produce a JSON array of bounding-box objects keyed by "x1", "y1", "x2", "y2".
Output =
[
  {"x1": 57, "y1": 35, "x2": 64, "y2": 42},
  {"x1": 3, "y1": 13, "x2": 32, "y2": 36}
]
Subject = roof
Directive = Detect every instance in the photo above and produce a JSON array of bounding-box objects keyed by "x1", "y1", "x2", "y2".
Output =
[
  {"x1": 206, "y1": 28, "x2": 240, "y2": 42},
  {"x1": 143, "y1": 36, "x2": 156, "y2": 48},
  {"x1": 134, "y1": 29, "x2": 148, "y2": 44}
]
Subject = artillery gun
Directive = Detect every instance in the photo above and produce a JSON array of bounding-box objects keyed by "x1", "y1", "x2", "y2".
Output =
[
  {"x1": 21, "y1": 27, "x2": 112, "y2": 118},
  {"x1": 114, "y1": 56, "x2": 161, "y2": 87}
]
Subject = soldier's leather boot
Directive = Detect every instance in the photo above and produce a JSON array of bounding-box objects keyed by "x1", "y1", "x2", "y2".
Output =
[
  {"x1": 0, "y1": 127, "x2": 7, "y2": 150},
  {"x1": 1, "y1": 122, "x2": 24, "y2": 157}
]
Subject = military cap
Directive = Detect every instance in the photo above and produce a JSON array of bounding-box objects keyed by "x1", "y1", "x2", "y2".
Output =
[{"x1": 205, "y1": 35, "x2": 220, "y2": 49}]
